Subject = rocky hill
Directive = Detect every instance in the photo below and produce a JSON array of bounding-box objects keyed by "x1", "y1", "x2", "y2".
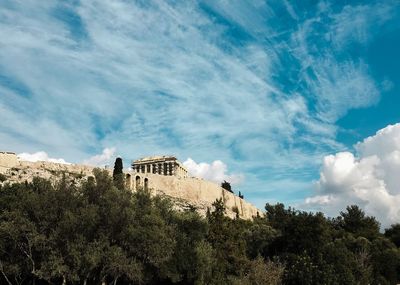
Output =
[{"x1": 0, "y1": 152, "x2": 261, "y2": 219}]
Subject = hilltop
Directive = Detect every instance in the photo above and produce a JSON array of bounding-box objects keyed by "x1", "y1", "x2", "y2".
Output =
[{"x1": 0, "y1": 151, "x2": 260, "y2": 219}]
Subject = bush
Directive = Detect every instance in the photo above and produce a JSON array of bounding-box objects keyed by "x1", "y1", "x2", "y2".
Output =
[{"x1": 0, "y1": 173, "x2": 6, "y2": 182}]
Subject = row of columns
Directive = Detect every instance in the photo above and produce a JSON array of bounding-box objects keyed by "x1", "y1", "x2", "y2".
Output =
[{"x1": 134, "y1": 162, "x2": 176, "y2": 176}]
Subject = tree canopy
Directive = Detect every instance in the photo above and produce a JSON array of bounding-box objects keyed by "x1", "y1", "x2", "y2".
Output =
[{"x1": 0, "y1": 172, "x2": 399, "y2": 285}]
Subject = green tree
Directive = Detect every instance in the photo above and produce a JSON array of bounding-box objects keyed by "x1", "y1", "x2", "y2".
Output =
[
  {"x1": 112, "y1": 157, "x2": 124, "y2": 190},
  {"x1": 231, "y1": 256, "x2": 284, "y2": 285},
  {"x1": 221, "y1": 181, "x2": 233, "y2": 193},
  {"x1": 370, "y1": 237, "x2": 400, "y2": 284},
  {"x1": 124, "y1": 188, "x2": 176, "y2": 283},
  {"x1": 1, "y1": 170, "x2": 399, "y2": 285},
  {"x1": 265, "y1": 203, "x2": 330, "y2": 256},
  {"x1": 339, "y1": 205, "x2": 380, "y2": 240},
  {"x1": 244, "y1": 219, "x2": 279, "y2": 259},
  {"x1": 193, "y1": 240, "x2": 215, "y2": 285},
  {"x1": 207, "y1": 198, "x2": 249, "y2": 282},
  {"x1": 165, "y1": 210, "x2": 209, "y2": 283},
  {"x1": 385, "y1": 224, "x2": 400, "y2": 247}
]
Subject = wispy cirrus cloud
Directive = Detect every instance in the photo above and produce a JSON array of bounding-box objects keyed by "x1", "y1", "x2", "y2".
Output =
[{"x1": 329, "y1": 2, "x2": 395, "y2": 48}]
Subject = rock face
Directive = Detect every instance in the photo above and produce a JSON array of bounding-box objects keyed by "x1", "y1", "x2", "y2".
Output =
[
  {"x1": 129, "y1": 172, "x2": 260, "y2": 219},
  {"x1": 0, "y1": 152, "x2": 261, "y2": 219}
]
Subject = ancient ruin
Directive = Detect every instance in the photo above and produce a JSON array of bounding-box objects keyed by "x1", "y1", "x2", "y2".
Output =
[
  {"x1": 132, "y1": 156, "x2": 188, "y2": 178},
  {"x1": 0, "y1": 151, "x2": 18, "y2": 173},
  {"x1": 0, "y1": 152, "x2": 261, "y2": 219}
]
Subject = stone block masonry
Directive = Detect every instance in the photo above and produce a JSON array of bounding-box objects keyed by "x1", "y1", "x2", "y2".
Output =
[
  {"x1": 0, "y1": 152, "x2": 18, "y2": 173},
  {"x1": 127, "y1": 172, "x2": 260, "y2": 219}
]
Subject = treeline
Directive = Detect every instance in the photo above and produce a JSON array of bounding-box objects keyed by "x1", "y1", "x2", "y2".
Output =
[{"x1": 0, "y1": 169, "x2": 399, "y2": 285}]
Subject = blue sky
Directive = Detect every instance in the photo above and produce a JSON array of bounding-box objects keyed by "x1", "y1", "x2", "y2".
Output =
[{"x1": 1, "y1": 0, "x2": 400, "y2": 220}]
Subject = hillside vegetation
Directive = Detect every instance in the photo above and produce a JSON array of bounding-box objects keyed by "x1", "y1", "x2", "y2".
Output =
[{"x1": 0, "y1": 169, "x2": 399, "y2": 284}]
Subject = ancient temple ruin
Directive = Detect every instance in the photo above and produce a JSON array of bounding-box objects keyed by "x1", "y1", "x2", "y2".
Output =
[{"x1": 132, "y1": 156, "x2": 188, "y2": 178}]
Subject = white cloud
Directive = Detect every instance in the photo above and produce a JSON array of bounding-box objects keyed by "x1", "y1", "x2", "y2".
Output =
[
  {"x1": 291, "y1": 24, "x2": 380, "y2": 123},
  {"x1": 183, "y1": 158, "x2": 244, "y2": 186},
  {"x1": 305, "y1": 123, "x2": 400, "y2": 228},
  {"x1": 17, "y1": 151, "x2": 69, "y2": 164},
  {"x1": 330, "y1": 2, "x2": 394, "y2": 48},
  {"x1": 287, "y1": 1, "x2": 399, "y2": 124},
  {"x1": 82, "y1": 147, "x2": 116, "y2": 167}
]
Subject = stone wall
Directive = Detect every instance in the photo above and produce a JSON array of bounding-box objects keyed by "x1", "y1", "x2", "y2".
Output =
[
  {"x1": 128, "y1": 172, "x2": 260, "y2": 219},
  {"x1": 0, "y1": 152, "x2": 18, "y2": 173},
  {"x1": 1, "y1": 160, "x2": 101, "y2": 184}
]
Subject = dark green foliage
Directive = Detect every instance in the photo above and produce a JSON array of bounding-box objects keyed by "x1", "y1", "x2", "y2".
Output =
[
  {"x1": 221, "y1": 180, "x2": 233, "y2": 193},
  {"x1": 0, "y1": 173, "x2": 6, "y2": 182},
  {"x1": 385, "y1": 223, "x2": 400, "y2": 247},
  {"x1": 244, "y1": 218, "x2": 279, "y2": 259},
  {"x1": 265, "y1": 203, "x2": 331, "y2": 256},
  {"x1": 206, "y1": 198, "x2": 250, "y2": 283},
  {"x1": 338, "y1": 205, "x2": 380, "y2": 240},
  {"x1": 113, "y1": 157, "x2": 123, "y2": 176},
  {"x1": 370, "y1": 237, "x2": 400, "y2": 284},
  {"x1": 0, "y1": 173, "x2": 398, "y2": 284},
  {"x1": 113, "y1": 157, "x2": 124, "y2": 190}
]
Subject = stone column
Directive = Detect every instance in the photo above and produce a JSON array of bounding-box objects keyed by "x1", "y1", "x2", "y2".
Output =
[{"x1": 171, "y1": 163, "x2": 176, "y2": 176}]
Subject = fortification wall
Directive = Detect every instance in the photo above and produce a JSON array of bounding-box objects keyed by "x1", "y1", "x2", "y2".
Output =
[
  {"x1": 129, "y1": 172, "x2": 260, "y2": 219},
  {"x1": 1, "y1": 160, "x2": 101, "y2": 183},
  {"x1": 19, "y1": 161, "x2": 97, "y2": 176},
  {"x1": 0, "y1": 152, "x2": 18, "y2": 173}
]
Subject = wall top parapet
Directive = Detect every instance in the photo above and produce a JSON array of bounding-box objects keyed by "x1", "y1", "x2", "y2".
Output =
[
  {"x1": 0, "y1": 151, "x2": 16, "y2": 155},
  {"x1": 133, "y1": 155, "x2": 178, "y2": 164}
]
